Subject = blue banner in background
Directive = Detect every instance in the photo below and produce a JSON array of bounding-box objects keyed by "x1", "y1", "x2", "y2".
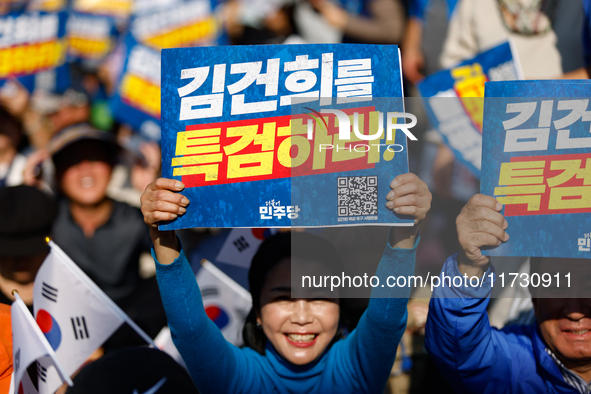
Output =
[
  {"x1": 129, "y1": 0, "x2": 220, "y2": 50},
  {"x1": 160, "y1": 44, "x2": 412, "y2": 229},
  {"x1": 109, "y1": 33, "x2": 162, "y2": 141},
  {"x1": 0, "y1": 10, "x2": 70, "y2": 93},
  {"x1": 418, "y1": 42, "x2": 521, "y2": 178},
  {"x1": 481, "y1": 80, "x2": 591, "y2": 258},
  {"x1": 65, "y1": 12, "x2": 118, "y2": 65}
]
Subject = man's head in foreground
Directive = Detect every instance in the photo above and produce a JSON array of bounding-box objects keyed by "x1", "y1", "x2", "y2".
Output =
[{"x1": 530, "y1": 257, "x2": 591, "y2": 371}]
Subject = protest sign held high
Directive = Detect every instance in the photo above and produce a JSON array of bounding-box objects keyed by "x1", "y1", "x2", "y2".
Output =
[
  {"x1": 129, "y1": 0, "x2": 219, "y2": 49},
  {"x1": 65, "y1": 12, "x2": 117, "y2": 65},
  {"x1": 110, "y1": 33, "x2": 162, "y2": 141},
  {"x1": 481, "y1": 80, "x2": 591, "y2": 258},
  {"x1": 0, "y1": 9, "x2": 70, "y2": 93},
  {"x1": 71, "y1": 0, "x2": 133, "y2": 21},
  {"x1": 160, "y1": 44, "x2": 413, "y2": 229},
  {"x1": 418, "y1": 42, "x2": 522, "y2": 178},
  {"x1": 110, "y1": 1, "x2": 222, "y2": 142}
]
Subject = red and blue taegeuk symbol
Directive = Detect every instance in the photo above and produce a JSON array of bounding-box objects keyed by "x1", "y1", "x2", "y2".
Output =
[
  {"x1": 36, "y1": 309, "x2": 61, "y2": 350},
  {"x1": 251, "y1": 228, "x2": 273, "y2": 240},
  {"x1": 205, "y1": 305, "x2": 229, "y2": 330}
]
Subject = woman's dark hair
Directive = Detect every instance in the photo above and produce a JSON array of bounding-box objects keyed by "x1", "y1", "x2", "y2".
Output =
[{"x1": 242, "y1": 231, "x2": 346, "y2": 355}]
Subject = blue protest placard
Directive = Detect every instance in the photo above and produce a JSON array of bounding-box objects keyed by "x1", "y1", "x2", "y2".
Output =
[
  {"x1": 65, "y1": 12, "x2": 118, "y2": 65},
  {"x1": 109, "y1": 34, "x2": 162, "y2": 141},
  {"x1": 160, "y1": 44, "x2": 412, "y2": 229},
  {"x1": 0, "y1": 10, "x2": 70, "y2": 93},
  {"x1": 27, "y1": 0, "x2": 68, "y2": 12},
  {"x1": 129, "y1": 0, "x2": 220, "y2": 50},
  {"x1": 418, "y1": 42, "x2": 522, "y2": 178},
  {"x1": 109, "y1": 1, "x2": 223, "y2": 141},
  {"x1": 71, "y1": 0, "x2": 133, "y2": 21},
  {"x1": 481, "y1": 80, "x2": 591, "y2": 258}
]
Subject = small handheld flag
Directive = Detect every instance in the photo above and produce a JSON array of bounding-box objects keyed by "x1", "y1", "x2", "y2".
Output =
[
  {"x1": 197, "y1": 260, "x2": 252, "y2": 346},
  {"x1": 11, "y1": 292, "x2": 73, "y2": 394},
  {"x1": 33, "y1": 241, "x2": 158, "y2": 394}
]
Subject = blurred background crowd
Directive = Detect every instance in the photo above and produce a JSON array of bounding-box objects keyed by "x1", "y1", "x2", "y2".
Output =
[{"x1": 0, "y1": 0, "x2": 588, "y2": 392}]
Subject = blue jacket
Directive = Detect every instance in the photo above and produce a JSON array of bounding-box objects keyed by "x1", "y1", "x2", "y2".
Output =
[
  {"x1": 425, "y1": 254, "x2": 579, "y2": 393},
  {"x1": 154, "y1": 236, "x2": 417, "y2": 394}
]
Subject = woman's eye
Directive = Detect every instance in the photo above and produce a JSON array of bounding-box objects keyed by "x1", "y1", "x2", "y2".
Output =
[{"x1": 274, "y1": 295, "x2": 290, "y2": 301}]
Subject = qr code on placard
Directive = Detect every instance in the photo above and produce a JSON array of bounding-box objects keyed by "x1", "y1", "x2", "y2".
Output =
[{"x1": 337, "y1": 176, "x2": 378, "y2": 217}]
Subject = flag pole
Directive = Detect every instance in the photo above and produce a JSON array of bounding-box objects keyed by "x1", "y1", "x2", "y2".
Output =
[{"x1": 12, "y1": 291, "x2": 74, "y2": 387}]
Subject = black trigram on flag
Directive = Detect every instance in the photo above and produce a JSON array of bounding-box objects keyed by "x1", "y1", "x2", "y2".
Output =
[
  {"x1": 201, "y1": 287, "x2": 219, "y2": 299},
  {"x1": 233, "y1": 236, "x2": 249, "y2": 252},
  {"x1": 37, "y1": 362, "x2": 48, "y2": 382},
  {"x1": 14, "y1": 348, "x2": 20, "y2": 374},
  {"x1": 71, "y1": 316, "x2": 90, "y2": 340},
  {"x1": 41, "y1": 282, "x2": 58, "y2": 302}
]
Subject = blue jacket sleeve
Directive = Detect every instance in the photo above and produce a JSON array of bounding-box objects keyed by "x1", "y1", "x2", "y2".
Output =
[
  {"x1": 584, "y1": 0, "x2": 591, "y2": 66},
  {"x1": 154, "y1": 248, "x2": 253, "y2": 394},
  {"x1": 424, "y1": 254, "x2": 519, "y2": 394},
  {"x1": 331, "y1": 233, "x2": 418, "y2": 393}
]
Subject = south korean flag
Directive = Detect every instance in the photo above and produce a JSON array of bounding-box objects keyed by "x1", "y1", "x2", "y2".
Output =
[{"x1": 33, "y1": 242, "x2": 155, "y2": 394}]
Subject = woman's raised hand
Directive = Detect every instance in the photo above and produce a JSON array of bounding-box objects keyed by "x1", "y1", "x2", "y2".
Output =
[
  {"x1": 140, "y1": 178, "x2": 190, "y2": 264},
  {"x1": 385, "y1": 173, "x2": 432, "y2": 249},
  {"x1": 385, "y1": 172, "x2": 431, "y2": 225},
  {"x1": 141, "y1": 178, "x2": 190, "y2": 228}
]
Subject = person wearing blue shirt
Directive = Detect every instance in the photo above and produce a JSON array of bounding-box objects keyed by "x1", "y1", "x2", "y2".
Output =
[
  {"x1": 425, "y1": 194, "x2": 591, "y2": 393},
  {"x1": 140, "y1": 173, "x2": 431, "y2": 393}
]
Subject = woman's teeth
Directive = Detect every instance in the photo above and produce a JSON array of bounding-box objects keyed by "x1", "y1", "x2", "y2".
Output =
[
  {"x1": 287, "y1": 334, "x2": 316, "y2": 341},
  {"x1": 570, "y1": 330, "x2": 589, "y2": 335},
  {"x1": 81, "y1": 176, "x2": 93, "y2": 188}
]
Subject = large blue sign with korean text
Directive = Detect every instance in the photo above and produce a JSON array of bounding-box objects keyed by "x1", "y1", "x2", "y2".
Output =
[
  {"x1": 160, "y1": 44, "x2": 412, "y2": 229},
  {"x1": 481, "y1": 80, "x2": 591, "y2": 258},
  {"x1": 418, "y1": 42, "x2": 521, "y2": 178}
]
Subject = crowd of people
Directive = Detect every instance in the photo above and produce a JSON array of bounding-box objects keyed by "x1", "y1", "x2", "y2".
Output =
[{"x1": 1, "y1": 0, "x2": 591, "y2": 393}]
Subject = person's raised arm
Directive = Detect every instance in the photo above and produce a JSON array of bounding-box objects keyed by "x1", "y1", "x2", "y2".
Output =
[
  {"x1": 386, "y1": 172, "x2": 430, "y2": 249},
  {"x1": 140, "y1": 178, "x2": 251, "y2": 393},
  {"x1": 335, "y1": 173, "x2": 430, "y2": 393},
  {"x1": 425, "y1": 194, "x2": 513, "y2": 393},
  {"x1": 402, "y1": 17, "x2": 425, "y2": 84},
  {"x1": 455, "y1": 193, "x2": 508, "y2": 277},
  {"x1": 140, "y1": 178, "x2": 189, "y2": 265}
]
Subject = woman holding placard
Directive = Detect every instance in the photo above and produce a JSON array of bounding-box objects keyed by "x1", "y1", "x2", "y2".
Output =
[{"x1": 140, "y1": 173, "x2": 431, "y2": 393}]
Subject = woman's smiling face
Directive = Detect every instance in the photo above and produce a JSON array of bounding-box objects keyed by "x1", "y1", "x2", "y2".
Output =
[{"x1": 257, "y1": 257, "x2": 340, "y2": 366}]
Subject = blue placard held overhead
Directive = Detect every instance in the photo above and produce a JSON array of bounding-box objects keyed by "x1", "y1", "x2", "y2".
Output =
[
  {"x1": 418, "y1": 42, "x2": 522, "y2": 178},
  {"x1": 160, "y1": 44, "x2": 414, "y2": 229},
  {"x1": 481, "y1": 80, "x2": 591, "y2": 258}
]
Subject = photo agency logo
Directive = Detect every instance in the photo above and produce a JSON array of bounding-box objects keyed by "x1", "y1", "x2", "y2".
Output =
[{"x1": 304, "y1": 107, "x2": 418, "y2": 153}]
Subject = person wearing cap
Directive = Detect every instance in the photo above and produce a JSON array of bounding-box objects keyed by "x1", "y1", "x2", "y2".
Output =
[
  {"x1": 48, "y1": 124, "x2": 166, "y2": 346},
  {"x1": 0, "y1": 185, "x2": 57, "y2": 312}
]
